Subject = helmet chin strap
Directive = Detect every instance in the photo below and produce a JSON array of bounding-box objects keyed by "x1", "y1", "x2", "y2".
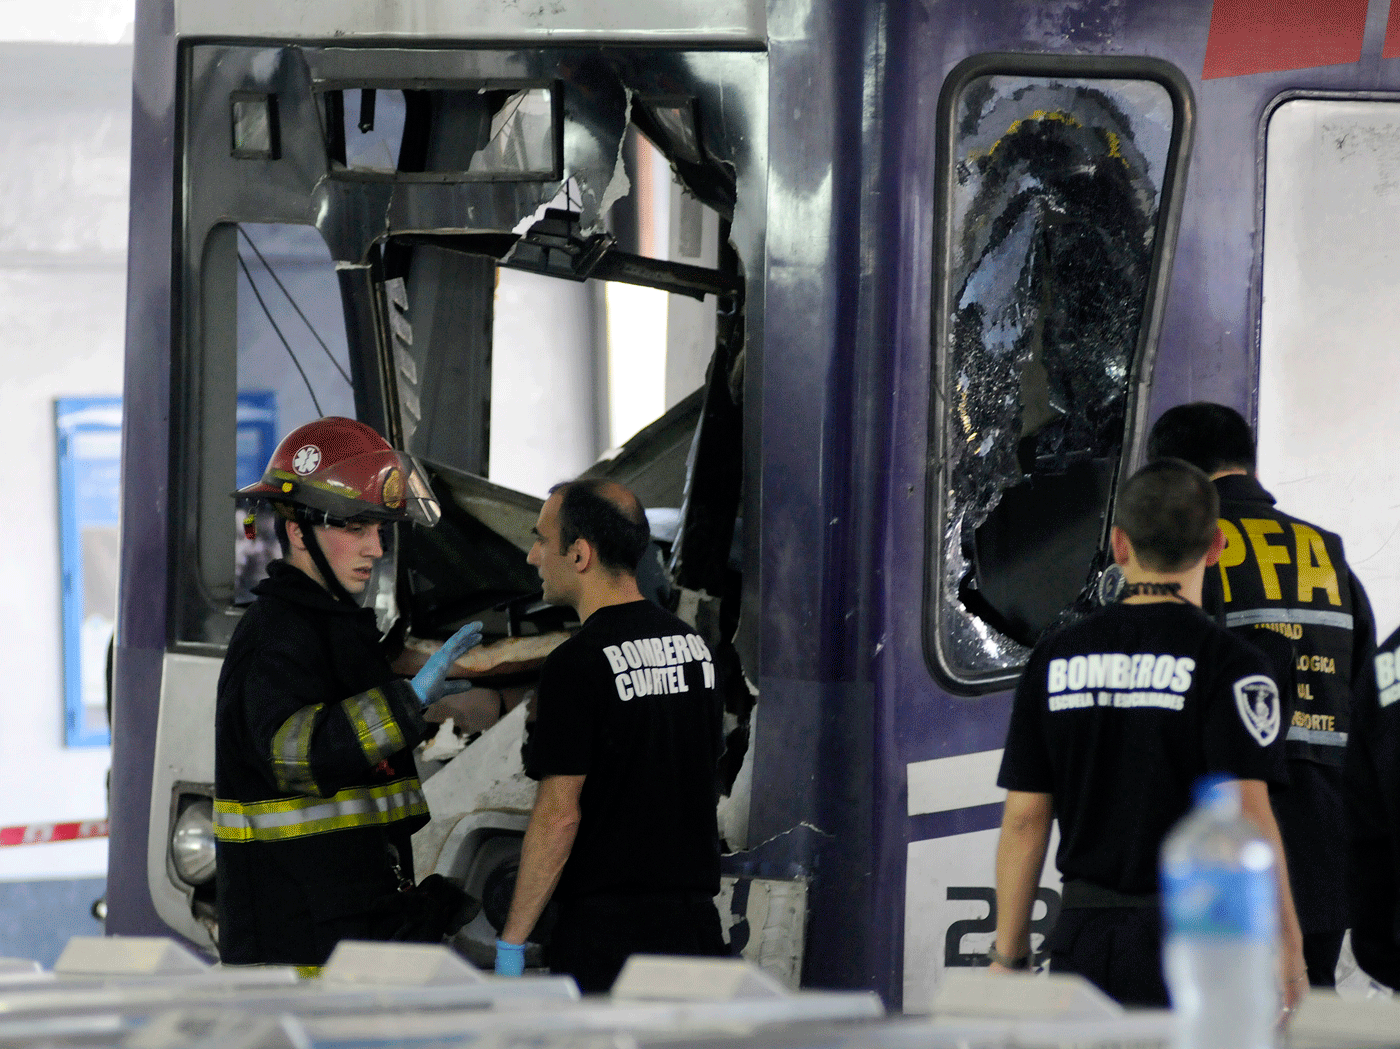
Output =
[{"x1": 297, "y1": 514, "x2": 361, "y2": 608}]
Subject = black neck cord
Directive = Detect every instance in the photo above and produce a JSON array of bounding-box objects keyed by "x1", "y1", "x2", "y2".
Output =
[{"x1": 1122, "y1": 581, "x2": 1188, "y2": 603}]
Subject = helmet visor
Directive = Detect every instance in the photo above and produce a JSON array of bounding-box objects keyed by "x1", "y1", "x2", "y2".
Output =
[
  {"x1": 398, "y1": 455, "x2": 442, "y2": 528},
  {"x1": 331, "y1": 449, "x2": 441, "y2": 526}
]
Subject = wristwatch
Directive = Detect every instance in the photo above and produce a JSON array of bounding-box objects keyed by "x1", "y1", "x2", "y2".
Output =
[{"x1": 985, "y1": 945, "x2": 1032, "y2": 969}]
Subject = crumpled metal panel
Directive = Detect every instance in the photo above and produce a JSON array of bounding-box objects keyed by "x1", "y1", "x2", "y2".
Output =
[
  {"x1": 178, "y1": 40, "x2": 766, "y2": 654},
  {"x1": 185, "y1": 45, "x2": 757, "y2": 261},
  {"x1": 937, "y1": 74, "x2": 1174, "y2": 680},
  {"x1": 185, "y1": 46, "x2": 631, "y2": 265}
]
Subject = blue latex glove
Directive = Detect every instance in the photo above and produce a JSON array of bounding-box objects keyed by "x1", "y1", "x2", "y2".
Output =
[
  {"x1": 495, "y1": 939, "x2": 525, "y2": 977},
  {"x1": 410, "y1": 621, "x2": 483, "y2": 707}
]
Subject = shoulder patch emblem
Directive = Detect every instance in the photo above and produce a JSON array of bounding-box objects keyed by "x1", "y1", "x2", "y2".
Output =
[{"x1": 1233, "y1": 674, "x2": 1280, "y2": 746}]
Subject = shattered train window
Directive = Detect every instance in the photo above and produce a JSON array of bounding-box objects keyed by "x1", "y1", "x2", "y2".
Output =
[{"x1": 928, "y1": 68, "x2": 1185, "y2": 689}]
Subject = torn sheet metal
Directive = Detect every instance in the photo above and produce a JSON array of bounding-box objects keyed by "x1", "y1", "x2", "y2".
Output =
[
  {"x1": 184, "y1": 44, "x2": 752, "y2": 265},
  {"x1": 716, "y1": 876, "x2": 808, "y2": 989},
  {"x1": 181, "y1": 46, "x2": 629, "y2": 265},
  {"x1": 313, "y1": 49, "x2": 631, "y2": 260},
  {"x1": 178, "y1": 32, "x2": 765, "y2": 671}
]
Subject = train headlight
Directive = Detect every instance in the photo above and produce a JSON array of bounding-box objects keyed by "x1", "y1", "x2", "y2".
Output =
[{"x1": 171, "y1": 798, "x2": 217, "y2": 886}]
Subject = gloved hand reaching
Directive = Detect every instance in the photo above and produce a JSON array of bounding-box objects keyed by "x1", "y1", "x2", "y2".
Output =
[
  {"x1": 495, "y1": 939, "x2": 526, "y2": 977},
  {"x1": 410, "y1": 621, "x2": 483, "y2": 708}
]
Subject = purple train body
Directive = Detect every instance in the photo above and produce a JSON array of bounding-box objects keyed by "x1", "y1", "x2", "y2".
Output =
[{"x1": 108, "y1": 0, "x2": 1400, "y2": 1007}]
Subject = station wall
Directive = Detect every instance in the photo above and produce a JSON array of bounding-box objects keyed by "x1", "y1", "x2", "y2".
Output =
[{"x1": 0, "y1": 34, "x2": 132, "y2": 958}]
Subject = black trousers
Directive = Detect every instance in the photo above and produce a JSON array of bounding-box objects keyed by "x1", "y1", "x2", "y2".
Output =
[
  {"x1": 1303, "y1": 929, "x2": 1344, "y2": 987},
  {"x1": 548, "y1": 891, "x2": 728, "y2": 994},
  {"x1": 1046, "y1": 906, "x2": 1169, "y2": 1008},
  {"x1": 1050, "y1": 908, "x2": 1344, "y2": 1000}
]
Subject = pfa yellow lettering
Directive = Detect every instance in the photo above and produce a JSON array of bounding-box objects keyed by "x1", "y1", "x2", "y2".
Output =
[
  {"x1": 1255, "y1": 621, "x2": 1303, "y2": 641},
  {"x1": 1290, "y1": 710, "x2": 1336, "y2": 733},
  {"x1": 1242, "y1": 518, "x2": 1290, "y2": 600},
  {"x1": 1216, "y1": 520, "x2": 1247, "y2": 602},
  {"x1": 1295, "y1": 654, "x2": 1336, "y2": 675},
  {"x1": 1291, "y1": 524, "x2": 1341, "y2": 606}
]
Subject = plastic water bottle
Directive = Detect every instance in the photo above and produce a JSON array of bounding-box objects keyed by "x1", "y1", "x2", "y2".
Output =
[{"x1": 1160, "y1": 776, "x2": 1278, "y2": 1049}]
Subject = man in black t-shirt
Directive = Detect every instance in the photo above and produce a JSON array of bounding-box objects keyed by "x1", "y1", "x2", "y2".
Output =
[
  {"x1": 495, "y1": 478, "x2": 726, "y2": 991},
  {"x1": 1149, "y1": 403, "x2": 1376, "y2": 986},
  {"x1": 992, "y1": 459, "x2": 1306, "y2": 1009}
]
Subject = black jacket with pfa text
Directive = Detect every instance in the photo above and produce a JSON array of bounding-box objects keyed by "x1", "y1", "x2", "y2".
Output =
[
  {"x1": 1205, "y1": 473, "x2": 1375, "y2": 934},
  {"x1": 214, "y1": 561, "x2": 430, "y2": 966}
]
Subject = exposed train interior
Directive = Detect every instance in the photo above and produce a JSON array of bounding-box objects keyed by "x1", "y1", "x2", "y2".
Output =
[{"x1": 163, "y1": 42, "x2": 765, "y2": 941}]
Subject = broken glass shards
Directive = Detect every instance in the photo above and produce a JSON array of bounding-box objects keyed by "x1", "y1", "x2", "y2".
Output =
[{"x1": 933, "y1": 72, "x2": 1176, "y2": 684}]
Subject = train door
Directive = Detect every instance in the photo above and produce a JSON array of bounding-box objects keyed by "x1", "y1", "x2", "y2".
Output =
[{"x1": 894, "y1": 54, "x2": 1193, "y2": 1005}]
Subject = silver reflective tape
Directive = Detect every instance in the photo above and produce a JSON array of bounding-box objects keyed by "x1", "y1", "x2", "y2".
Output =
[
  {"x1": 344, "y1": 689, "x2": 402, "y2": 760},
  {"x1": 1285, "y1": 726, "x2": 1348, "y2": 747},
  {"x1": 272, "y1": 705, "x2": 322, "y2": 794},
  {"x1": 1225, "y1": 608, "x2": 1353, "y2": 630},
  {"x1": 214, "y1": 780, "x2": 427, "y2": 838}
]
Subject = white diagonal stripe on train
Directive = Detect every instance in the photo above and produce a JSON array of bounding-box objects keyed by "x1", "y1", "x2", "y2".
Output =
[{"x1": 907, "y1": 750, "x2": 1006, "y2": 816}]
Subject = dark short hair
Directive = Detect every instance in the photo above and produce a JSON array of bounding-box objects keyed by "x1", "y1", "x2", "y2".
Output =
[
  {"x1": 550, "y1": 478, "x2": 651, "y2": 574},
  {"x1": 1146, "y1": 402, "x2": 1256, "y2": 475},
  {"x1": 1115, "y1": 459, "x2": 1220, "y2": 572}
]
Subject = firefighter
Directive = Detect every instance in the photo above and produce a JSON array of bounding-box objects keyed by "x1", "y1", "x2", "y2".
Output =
[
  {"x1": 991, "y1": 459, "x2": 1305, "y2": 1008},
  {"x1": 214, "y1": 416, "x2": 482, "y2": 967}
]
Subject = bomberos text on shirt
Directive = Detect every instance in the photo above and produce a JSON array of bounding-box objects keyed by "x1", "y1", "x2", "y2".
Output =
[
  {"x1": 603, "y1": 633, "x2": 716, "y2": 700},
  {"x1": 1045, "y1": 652, "x2": 1195, "y2": 711}
]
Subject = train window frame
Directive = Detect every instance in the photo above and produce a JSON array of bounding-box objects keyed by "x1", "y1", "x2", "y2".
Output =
[
  {"x1": 172, "y1": 220, "x2": 364, "y2": 651},
  {"x1": 923, "y1": 53, "x2": 1194, "y2": 695},
  {"x1": 1255, "y1": 89, "x2": 1400, "y2": 642}
]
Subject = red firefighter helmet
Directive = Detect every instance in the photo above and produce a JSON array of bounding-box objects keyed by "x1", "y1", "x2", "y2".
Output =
[{"x1": 236, "y1": 417, "x2": 441, "y2": 527}]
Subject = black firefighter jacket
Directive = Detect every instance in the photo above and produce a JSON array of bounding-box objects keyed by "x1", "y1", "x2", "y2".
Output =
[{"x1": 214, "y1": 560, "x2": 430, "y2": 966}]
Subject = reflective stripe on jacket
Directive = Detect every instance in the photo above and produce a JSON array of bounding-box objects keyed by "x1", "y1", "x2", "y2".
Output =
[
  {"x1": 214, "y1": 777, "x2": 427, "y2": 843},
  {"x1": 270, "y1": 687, "x2": 409, "y2": 795}
]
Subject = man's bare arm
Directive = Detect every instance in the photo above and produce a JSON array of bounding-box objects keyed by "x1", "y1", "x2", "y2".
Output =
[
  {"x1": 992, "y1": 790, "x2": 1054, "y2": 969},
  {"x1": 1238, "y1": 778, "x2": 1308, "y2": 1011},
  {"x1": 500, "y1": 774, "x2": 585, "y2": 945}
]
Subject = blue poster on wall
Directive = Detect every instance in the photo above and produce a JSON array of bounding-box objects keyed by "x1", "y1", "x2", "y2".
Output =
[
  {"x1": 57, "y1": 391, "x2": 278, "y2": 748},
  {"x1": 55, "y1": 397, "x2": 122, "y2": 748},
  {"x1": 237, "y1": 391, "x2": 277, "y2": 490}
]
